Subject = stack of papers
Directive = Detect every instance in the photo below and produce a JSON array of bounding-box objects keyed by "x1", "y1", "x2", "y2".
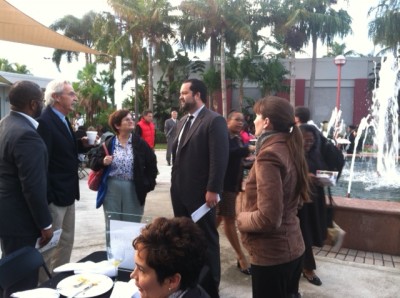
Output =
[
  {"x1": 316, "y1": 170, "x2": 339, "y2": 186},
  {"x1": 54, "y1": 260, "x2": 117, "y2": 277},
  {"x1": 110, "y1": 280, "x2": 140, "y2": 298},
  {"x1": 11, "y1": 288, "x2": 59, "y2": 298},
  {"x1": 191, "y1": 195, "x2": 221, "y2": 222}
]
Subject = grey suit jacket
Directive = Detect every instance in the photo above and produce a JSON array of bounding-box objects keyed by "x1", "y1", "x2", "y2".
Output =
[
  {"x1": 0, "y1": 111, "x2": 51, "y2": 237},
  {"x1": 164, "y1": 118, "x2": 177, "y2": 140},
  {"x1": 171, "y1": 107, "x2": 229, "y2": 213}
]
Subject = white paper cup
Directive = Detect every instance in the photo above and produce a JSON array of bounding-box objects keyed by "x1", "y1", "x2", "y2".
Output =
[{"x1": 86, "y1": 131, "x2": 97, "y2": 145}]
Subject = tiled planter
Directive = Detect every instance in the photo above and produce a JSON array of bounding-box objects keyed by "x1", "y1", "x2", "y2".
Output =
[{"x1": 333, "y1": 197, "x2": 400, "y2": 255}]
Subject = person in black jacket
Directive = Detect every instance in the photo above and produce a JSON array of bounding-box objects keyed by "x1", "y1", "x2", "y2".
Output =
[
  {"x1": 37, "y1": 79, "x2": 90, "y2": 279},
  {"x1": 88, "y1": 109, "x2": 157, "y2": 223},
  {"x1": 216, "y1": 111, "x2": 254, "y2": 275},
  {"x1": 298, "y1": 124, "x2": 328, "y2": 286},
  {"x1": 0, "y1": 81, "x2": 53, "y2": 294}
]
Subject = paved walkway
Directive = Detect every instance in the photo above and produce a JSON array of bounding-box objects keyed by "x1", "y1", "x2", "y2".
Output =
[
  {"x1": 73, "y1": 150, "x2": 400, "y2": 298},
  {"x1": 315, "y1": 245, "x2": 400, "y2": 268}
]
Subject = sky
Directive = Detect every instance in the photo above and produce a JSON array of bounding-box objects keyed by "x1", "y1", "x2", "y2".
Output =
[{"x1": 1, "y1": 0, "x2": 381, "y2": 82}]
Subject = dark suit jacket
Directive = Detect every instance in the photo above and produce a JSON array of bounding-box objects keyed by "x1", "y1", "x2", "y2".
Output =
[
  {"x1": 37, "y1": 106, "x2": 80, "y2": 206},
  {"x1": 171, "y1": 107, "x2": 229, "y2": 213},
  {"x1": 0, "y1": 112, "x2": 52, "y2": 237}
]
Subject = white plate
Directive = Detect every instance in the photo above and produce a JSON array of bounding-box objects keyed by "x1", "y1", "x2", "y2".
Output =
[{"x1": 56, "y1": 273, "x2": 113, "y2": 298}]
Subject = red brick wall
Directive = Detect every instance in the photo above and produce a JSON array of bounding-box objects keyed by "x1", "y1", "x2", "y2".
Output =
[{"x1": 353, "y1": 79, "x2": 372, "y2": 125}]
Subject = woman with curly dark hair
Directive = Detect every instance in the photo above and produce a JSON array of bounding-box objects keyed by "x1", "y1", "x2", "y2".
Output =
[{"x1": 131, "y1": 217, "x2": 210, "y2": 298}]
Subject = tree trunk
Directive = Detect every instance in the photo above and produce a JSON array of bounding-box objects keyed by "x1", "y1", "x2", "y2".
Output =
[
  {"x1": 239, "y1": 79, "x2": 244, "y2": 111},
  {"x1": 209, "y1": 34, "x2": 218, "y2": 110},
  {"x1": 308, "y1": 34, "x2": 318, "y2": 111},
  {"x1": 148, "y1": 42, "x2": 154, "y2": 111},
  {"x1": 289, "y1": 52, "x2": 296, "y2": 107},
  {"x1": 220, "y1": 33, "x2": 227, "y2": 118}
]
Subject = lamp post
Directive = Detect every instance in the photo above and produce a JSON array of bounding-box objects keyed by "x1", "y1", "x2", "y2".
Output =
[{"x1": 334, "y1": 55, "x2": 346, "y2": 110}]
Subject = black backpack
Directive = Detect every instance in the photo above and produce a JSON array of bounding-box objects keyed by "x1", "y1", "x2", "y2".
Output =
[{"x1": 320, "y1": 135, "x2": 345, "y2": 180}]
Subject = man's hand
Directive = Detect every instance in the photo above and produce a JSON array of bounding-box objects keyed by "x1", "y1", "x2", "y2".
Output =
[
  {"x1": 205, "y1": 191, "x2": 219, "y2": 208},
  {"x1": 80, "y1": 136, "x2": 92, "y2": 148},
  {"x1": 39, "y1": 228, "x2": 54, "y2": 247}
]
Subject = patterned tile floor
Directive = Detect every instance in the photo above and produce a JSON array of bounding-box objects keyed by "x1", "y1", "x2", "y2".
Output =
[{"x1": 314, "y1": 245, "x2": 400, "y2": 268}]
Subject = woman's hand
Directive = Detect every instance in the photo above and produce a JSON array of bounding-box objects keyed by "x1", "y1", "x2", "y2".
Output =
[
  {"x1": 103, "y1": 155, "x2": 113, "y2": 166},
  {"x1": 309, "y1": 173, "x2": 323, "y2": 186}
]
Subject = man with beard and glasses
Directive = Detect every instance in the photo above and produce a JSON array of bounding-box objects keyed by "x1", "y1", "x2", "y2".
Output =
[
  {"x1": 170, "y1": 79, "x2": 229, "y2": 297},
  {"x1": 0, "y1": 81, "x2": 53, "y2": 295}
]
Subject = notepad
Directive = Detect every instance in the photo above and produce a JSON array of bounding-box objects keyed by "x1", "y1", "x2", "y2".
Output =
[
  {"x1": 35, "y1": 229, "x2": 62, "y2": 253},
  {"x1": 191, "y1": 195, "x2": 221, "y2": 222}
]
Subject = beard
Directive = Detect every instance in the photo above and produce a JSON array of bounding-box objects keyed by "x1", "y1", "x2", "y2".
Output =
[{"x1": 180, "y1": 99, "x2": 196, "y2": 113}]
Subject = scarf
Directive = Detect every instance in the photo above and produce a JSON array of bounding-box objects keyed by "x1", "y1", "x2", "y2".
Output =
[{"x1": 255, "y1": 130, "x2": 278, "y2": 155}]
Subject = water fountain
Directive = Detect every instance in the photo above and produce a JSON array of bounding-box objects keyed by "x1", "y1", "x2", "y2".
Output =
[
  {"x1": 328, "y1": 56, "x2": 400, "y2": 255},
  {"x1": 333, "y1": 55, "x2": 400, "y2": 201}
]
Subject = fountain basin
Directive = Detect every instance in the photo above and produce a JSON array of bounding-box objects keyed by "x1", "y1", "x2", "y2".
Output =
[
  {"x1": 332, "y1": 155, "x2": 400, "y2": 201},
  {"x1": 333, "y1": 196, "x2": 400, "y2": 255}
]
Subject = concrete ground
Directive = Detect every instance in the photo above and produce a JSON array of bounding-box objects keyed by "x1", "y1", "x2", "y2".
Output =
[{"x1": 72, "y1": 150, "x2": 400, "y2": 298}]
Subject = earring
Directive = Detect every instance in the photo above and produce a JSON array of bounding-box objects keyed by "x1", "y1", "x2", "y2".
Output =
[{"x1": 168, "y1": 287, "x2": 171, "y2": 291}]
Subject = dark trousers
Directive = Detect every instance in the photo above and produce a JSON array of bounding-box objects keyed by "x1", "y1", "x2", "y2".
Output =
[
  {"x1": 0, "y1": 236, "x2": 39, "y2": 297},
  {"x1": 303, "y1": 245, "x2": 316, "y2": 271},
  {"x1": 170, "y1": 195, "x2": 220, "y2": 298},
  {"x1": 251, "y1": 254, "x2": 304, "y2": 298}
]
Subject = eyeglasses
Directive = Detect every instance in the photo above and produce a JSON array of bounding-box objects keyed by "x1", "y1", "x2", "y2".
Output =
[{"x1": 59, "y1": 91, "x2": 77, "y2": 97}]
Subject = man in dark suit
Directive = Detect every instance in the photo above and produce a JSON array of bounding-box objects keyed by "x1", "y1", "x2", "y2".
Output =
[
  {"x1": 170, "y1": 79, "x2": 229, "y2": 297},
  {"x1": 0, "y1": 81, "x2": 53, "y2": 293},
  {"x1": 164, "y1": 110, "x2": 178, "y2": 165},
  {"x1": 37, "y1": 79, "x2": 88, "y2": 278}
]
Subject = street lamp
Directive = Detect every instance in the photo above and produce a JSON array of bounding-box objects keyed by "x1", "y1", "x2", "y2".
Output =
[{"x1": 334, "y1": 55, "x2": 346, "y2": 110}]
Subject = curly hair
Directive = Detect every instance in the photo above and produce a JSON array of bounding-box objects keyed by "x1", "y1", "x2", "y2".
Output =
[{"x1": 132, "y1": 217, "x2": 207, "y2": 290}]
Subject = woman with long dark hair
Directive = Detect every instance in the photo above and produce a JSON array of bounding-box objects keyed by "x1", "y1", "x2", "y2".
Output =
[{"x1": 237, "y1": 96, "x2": 310, "y2": 298}]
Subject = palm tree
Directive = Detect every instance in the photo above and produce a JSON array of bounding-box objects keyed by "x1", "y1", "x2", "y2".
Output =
[
  {"x1": 368, "y1": 0, "x2": 400, "y2": 56},
  {"x1": 226, "y1": 41, "x2": 265, "y2": 111},
  {"x1": 285, "y1": 0, "x2": 352, "y2": 108},
  {"x1": 324, "y1": 41, "x2": 360, "y2": 57},
  {"x1": 92, "y1": 12, "x2": 132, "y2": 108},
  {"x1": 73, "y1": 63, "x2": 107, "y2": 125},
  {"x1": 50, "y1": 11, "x2": 99, "y2": 70},
  {"x1": 0, "y1": 58, "x2": 31, "y2": 74},
  {"x1": 179, "y1": 0, "x2": 252, "y2": 117},
  {"x1": 108, "y1": 0, "x2": 176, "y2": 111},
  {"x1": 12, "y1": 63, "x2": 31, "y2": 74},
  {"x1": 0, "y1": 58, "x2": 15, "y2": 72},
  {"x1": 255, "y1": 55, "x2": 289, "y2": 97},
  {"x1": 202, "y1": 66, "x2": 221, "y2": 111}
]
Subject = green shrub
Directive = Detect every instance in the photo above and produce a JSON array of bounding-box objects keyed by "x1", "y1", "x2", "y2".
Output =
[{"x1": 156, "y1": 130, "x2": 167, "y2": 144}]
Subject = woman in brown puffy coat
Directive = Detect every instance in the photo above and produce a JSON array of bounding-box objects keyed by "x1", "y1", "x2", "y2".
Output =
[{"x1": 237, "y1": 96, "x2": 310, "y2": 298}]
